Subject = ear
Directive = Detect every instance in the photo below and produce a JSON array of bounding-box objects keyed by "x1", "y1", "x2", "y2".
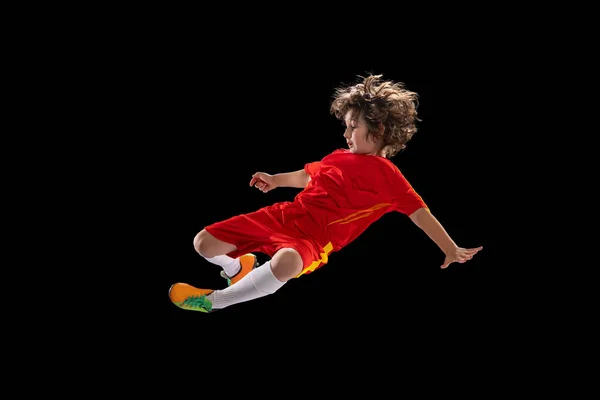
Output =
[{"x1": 378, "y1": 122, "x2": 385, "y2": 135}]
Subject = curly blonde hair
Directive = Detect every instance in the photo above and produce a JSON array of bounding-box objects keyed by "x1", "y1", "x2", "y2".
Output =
[{"x1": 330, "y1": 74, "x2": 420, "y2": 158}]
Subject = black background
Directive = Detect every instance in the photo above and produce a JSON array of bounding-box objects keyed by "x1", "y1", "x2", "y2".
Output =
[
  {"x1": 140, "y1": 57, "x2": 504, "y2": 333},
  {"x1": 103, "y1": 29, "x2": 522, "y2": 357},
  {"x1": 30, "y1": 8, "x2": 589, "y2": 389}
]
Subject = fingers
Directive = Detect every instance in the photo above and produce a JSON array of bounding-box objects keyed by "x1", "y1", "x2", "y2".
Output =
[
  {"x1": 250, "y1": 172, "x2": 272, "y2": 193},
  {"x1": 459, "y1": 247, "x2": 483, "y2": 257},
  {"x1": 250, "y1": 178, "x2": 265, "y2": 187},
  {"x1": 250, "y1": 174, "x2": 265, "y2": 187},
  {"x1": 442, "y1": 246, "x2": 483, "y2": 269},
  {"x1": 251, "y1": 178, "x2": 270, "y2": 193},
  {"x1": 458, "y1": 254, "x2": 474, "y2": 262},
  {"x1": 467, "y1": 246, "x2": 483, "y2": 252},
  {"x1": 256, "y1": 183, "x2": 269, "y2": 192},
  {"x1": 250, "y1": 172, "x2": 269, "y2": 187},
  {"x1": 455, "y1": 252, "x2": 476, "y2": 263},
  {"x1": 460, "y1": 247, "x2": 482, "y2": 262}
]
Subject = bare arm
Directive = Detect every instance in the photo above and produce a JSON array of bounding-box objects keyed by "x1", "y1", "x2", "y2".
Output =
[
  {"x1": 409, "y1": 207, "x2": 457, "y2": 254},
  {"x1": 272, "y1": 169, "x2": 311, "y2": 188},
  {"x1": 250, "y1": 169, "x2": 310, "y2": 192},
  {"x1": 409, "y1": 207, "x2": 483, "y2": 268}
]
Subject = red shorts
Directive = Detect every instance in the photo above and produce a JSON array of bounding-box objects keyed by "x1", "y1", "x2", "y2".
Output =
[{"x1": 204, "y1": 202, "x2": 331, "y2": 277}]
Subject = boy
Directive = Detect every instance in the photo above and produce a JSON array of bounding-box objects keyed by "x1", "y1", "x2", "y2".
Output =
[{"x1": 169, "y1": 74, "x2": 483, "y2": 312}]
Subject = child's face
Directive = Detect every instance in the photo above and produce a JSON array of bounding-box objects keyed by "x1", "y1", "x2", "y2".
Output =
[{"x1": 343, "y1": 112, "x2": 382, "y2": 156}]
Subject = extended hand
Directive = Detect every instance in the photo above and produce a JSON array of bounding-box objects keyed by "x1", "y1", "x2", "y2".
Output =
[
  {"x1": 250, "y1": 172, "x2": 276, "y2": 193},
  {"x1": 441, "y1": 246, "x2": 483, "y2": 269}
]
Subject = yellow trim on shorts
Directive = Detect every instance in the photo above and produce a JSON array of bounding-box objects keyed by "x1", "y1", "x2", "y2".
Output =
[{"x1": 296, "y1": 242, "x2": 333, "y2": 278}]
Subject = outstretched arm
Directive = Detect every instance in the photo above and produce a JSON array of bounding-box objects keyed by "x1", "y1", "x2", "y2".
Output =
[
  {"x1": 409, "y1": 207, "x2": 483, "y2": 269},
  {"x1": 250, "y1": 169, "x2": 310, "y2": 193}
]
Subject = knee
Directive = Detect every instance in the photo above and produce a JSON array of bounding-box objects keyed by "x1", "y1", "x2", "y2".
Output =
[
  {"x1": 270, "y1": 248, "x2": 304, "y2": 282},
  {"x1": 193, "y1": 230, "x2": 215, "y2": 258}
]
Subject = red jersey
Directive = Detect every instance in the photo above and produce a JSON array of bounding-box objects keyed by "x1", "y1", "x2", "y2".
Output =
[{"x1": 205, "y1": 149, "x2": 427, "y2": 277}]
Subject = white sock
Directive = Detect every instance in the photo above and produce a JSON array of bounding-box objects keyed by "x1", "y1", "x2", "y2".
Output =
[
  {"x1": 207, "y1": 261, "x2": 285, "y2": 309},
  {"x1": 203, "y1": 254, "x2": 240, "y2": 278}
]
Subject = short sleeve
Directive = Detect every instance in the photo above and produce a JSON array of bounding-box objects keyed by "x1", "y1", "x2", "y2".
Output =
[
  {"x1": 390, "y1": 169, "x2": 428, "y2": 215},
  {"x1": 304, "y1": 161, "x2": 321, "y2": 178},
  {"x1": 392, "y1": 187, "x2": 428, "y2": 215}
]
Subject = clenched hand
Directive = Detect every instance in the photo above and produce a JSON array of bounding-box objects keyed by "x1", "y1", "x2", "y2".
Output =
[{"x1": 250, "y1": 172, "x2": 277, "y2": 193}]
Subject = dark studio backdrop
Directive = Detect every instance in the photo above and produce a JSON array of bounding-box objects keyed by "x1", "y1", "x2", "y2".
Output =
[
  {"x1": 97, "y1": 22, "x2": 584, "y2": 384},
  {"x1": 39, "y1": 9, "x2": 584, "y2": 386},
  {"x1": 114, "y1": 34, "x2": 511, "y2": 349},
  {"x1": 80, "y1": 7, "x2": 598, "y2": 386},
  {"x1": 146, "y1": 62, "x2": 502, "y2": 330}
]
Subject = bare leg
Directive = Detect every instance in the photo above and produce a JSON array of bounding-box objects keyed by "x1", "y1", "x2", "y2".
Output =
[
  {"x1": 269, "y1": 248, "x2": 304, "y2": 282},
  {"x1": 193, "y1": 229, "x2": 236, "y2": 258},
  {"x1": 192, "y1": 229, "x2": 254, "y2": 278}
]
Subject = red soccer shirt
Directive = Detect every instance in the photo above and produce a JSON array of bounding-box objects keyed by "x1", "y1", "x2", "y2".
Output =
[
  {"x1": 205, "y1": 148, "x2": 427, "y2": 277},
  {"x1": 297, "y1": 149, "x2": 427, "y2": 255}
]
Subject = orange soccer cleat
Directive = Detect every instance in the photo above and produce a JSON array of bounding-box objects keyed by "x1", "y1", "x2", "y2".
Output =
[
  {"x1": 169, "y1": 282, "x2": 214, "y2": 312},
  {"x1": 219, "y1": 253, "x2": 258, "y2": 286}
]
